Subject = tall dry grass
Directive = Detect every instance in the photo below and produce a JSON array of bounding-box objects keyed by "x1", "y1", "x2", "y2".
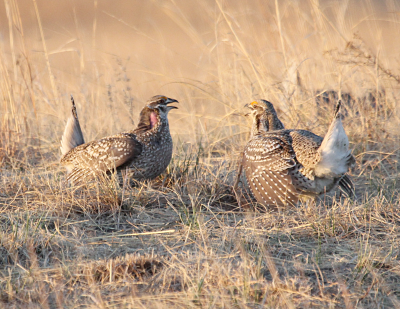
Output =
[{"x1": 1, "y1": 0, "x2": 400, "y2": 307}]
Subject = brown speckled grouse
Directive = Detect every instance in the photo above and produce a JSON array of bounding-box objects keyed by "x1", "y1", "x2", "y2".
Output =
[
  {"x1": 60, "y1": 95, "x2": 178, "y2": 184},
  {"x1": 242, "y1": 99, "x2": 355, "y2": 207}
]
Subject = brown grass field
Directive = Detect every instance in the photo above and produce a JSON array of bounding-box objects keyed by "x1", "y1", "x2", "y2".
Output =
[{"x1": 1, "y1": 0, "x2": 400, "y2": 307}]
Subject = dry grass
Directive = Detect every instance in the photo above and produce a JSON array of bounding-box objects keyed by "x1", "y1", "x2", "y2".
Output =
[{"x1": 1, "y1": 0, "x2": 400, "y2": 307}]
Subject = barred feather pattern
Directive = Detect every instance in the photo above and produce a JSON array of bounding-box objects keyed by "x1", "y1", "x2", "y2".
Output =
[
  {"x1": 243, "y1": 100, "x2": 355, "y2": 207},
  {"x1": 243, "y1": 132, "x2": 299, "y2": 207},
  {"x1": 60, "y1": 96, "x2": 177, "y2": 184}
]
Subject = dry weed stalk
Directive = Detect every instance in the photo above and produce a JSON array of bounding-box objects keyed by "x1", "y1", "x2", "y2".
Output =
[{"x1": 1, "y1": 0, "x2": 400, "y2": 307}]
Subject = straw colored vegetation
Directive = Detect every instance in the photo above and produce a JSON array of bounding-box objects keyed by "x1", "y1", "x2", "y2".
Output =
[{"x1": 1, "y1": 0, "x2": 400, "y2": 307}]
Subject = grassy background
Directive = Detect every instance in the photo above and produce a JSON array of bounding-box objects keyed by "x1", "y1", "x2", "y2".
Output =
[{"x1": 1, "y1": 0, "x2": 400, "y2": 307}]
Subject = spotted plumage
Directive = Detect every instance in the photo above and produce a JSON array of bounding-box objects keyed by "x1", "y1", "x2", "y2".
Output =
[
  {"x1": 60, "y1": 95, "x2": 178, "y2": 184},
  {"x1": 242, "y1": 99, "x2": 355, "y2": 207}
]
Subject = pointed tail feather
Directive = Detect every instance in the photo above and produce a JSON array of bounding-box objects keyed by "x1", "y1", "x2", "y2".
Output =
[
  {"x1": 334, "y1": 99, "x2": 341, "y2": 118},
  {"x1": 314, "y1": 100, "x2": 352, "y2": 178},
  {"x1": 338, "y1": 174, "x2": 356, "y2": 198},
  {"x1": 60, "y1": 95, "x2": 85, "y2": 157}
]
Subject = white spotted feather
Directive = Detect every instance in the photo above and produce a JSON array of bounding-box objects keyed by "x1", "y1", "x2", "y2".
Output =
[{"x1": 242, "y1": 99, "x2": 355, "y2": 207}]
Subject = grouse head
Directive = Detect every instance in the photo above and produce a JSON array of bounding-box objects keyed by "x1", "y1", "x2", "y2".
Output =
[
  {"x1": 147, "y1": 95, "x2": 178, "y2": 114},
  {"x1": 245, "y1": 100, "x2": 284, "y2": 136},
  {"x1": 135, "y1": 95, "x2": 178, "y2": 133}
]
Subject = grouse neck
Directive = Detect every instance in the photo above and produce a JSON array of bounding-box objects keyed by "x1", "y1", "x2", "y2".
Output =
[
  {"x1": 251, "y1": 113, "x2": 269, "y2": 137},
  {"x1": 133, "y1": 108, "x2": 165, "y2": 135},
  {"x1": 134, "y1": 112, "x2": 171, "y2": 141},
  {"x1": 267, "y1": 113, "x2": 285, "y2": 131},
  {"x1": 250, "y1": 115, "x2": 261, "y2": 138}
]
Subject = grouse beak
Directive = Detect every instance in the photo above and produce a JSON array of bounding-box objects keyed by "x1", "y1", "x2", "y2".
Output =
[
  {"x1": 166, "y1": 98, "x2": 178, "y2": 110},
  {"x1": 243, "y1": 102, "x2": 255, "y2": 116}
]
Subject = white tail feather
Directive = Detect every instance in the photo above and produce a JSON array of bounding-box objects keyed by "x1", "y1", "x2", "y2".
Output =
[
  {"x1": 60, "y1": 96, "x2": 85, "y2": 157},
  {"x1": 314, "y1": 101, "x2": 352, "y2": 178}
]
